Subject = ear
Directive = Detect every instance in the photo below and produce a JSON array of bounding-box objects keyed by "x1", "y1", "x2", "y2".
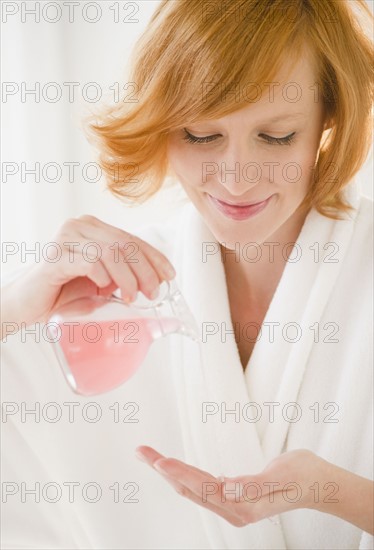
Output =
[{"x1": 323, "y1": 114, "x2": 334, "y2": 131}]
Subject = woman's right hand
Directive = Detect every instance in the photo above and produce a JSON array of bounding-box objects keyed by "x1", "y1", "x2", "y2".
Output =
[{"x1": 2, "y1": 215, "x2": 176, "y2": 331}]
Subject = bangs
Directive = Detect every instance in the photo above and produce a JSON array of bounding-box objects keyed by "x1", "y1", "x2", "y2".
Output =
[{"x1": 128, "y1": 0, "x2": 313, "y2": 132}]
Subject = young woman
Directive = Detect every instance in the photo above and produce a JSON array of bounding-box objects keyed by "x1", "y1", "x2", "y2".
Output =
[{"x1": 2, "y1": 1, "x2": 373, "y2": 548}]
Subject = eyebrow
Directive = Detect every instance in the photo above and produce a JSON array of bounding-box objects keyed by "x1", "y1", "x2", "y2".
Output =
[
  {"x1": 264, "y1": 113, "x2": 306, "y2": 123},
  {"x1": 183, "y1": 112, "x2": 307, "y2": 130}
]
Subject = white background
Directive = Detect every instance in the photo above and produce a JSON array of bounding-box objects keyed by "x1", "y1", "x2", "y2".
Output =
[{"x1": 1, "y1": 0, "x2": 373, "y2": 276}]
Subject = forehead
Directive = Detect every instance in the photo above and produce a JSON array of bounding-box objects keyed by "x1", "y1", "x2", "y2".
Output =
[
  {"x1": 193, "y1": 54, "x2": 321, "y2": 127},
  {"x1": 272, "y1": 52, "x2": 319, "y2": 90}
]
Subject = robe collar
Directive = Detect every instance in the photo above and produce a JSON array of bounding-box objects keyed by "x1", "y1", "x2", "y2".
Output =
[{"x1": 169, "y1": 179, "x2": 360, "y2": 548}]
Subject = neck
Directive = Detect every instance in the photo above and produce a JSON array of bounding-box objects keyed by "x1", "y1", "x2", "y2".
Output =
[{"x1": 221, "y1": 207, "x2": 310, "y2": 304}]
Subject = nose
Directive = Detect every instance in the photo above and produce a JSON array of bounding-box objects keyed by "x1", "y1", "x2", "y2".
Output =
[{"x1": 216, "y1": 140, "x2": 260, "y2": 196}]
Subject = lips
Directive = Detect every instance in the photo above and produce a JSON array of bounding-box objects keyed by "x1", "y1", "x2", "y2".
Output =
[
  {"x1": 213, "y1": 196, "x2": 269, "y2": 207},
  {"x1": 207, "y1": 194, "x2": 273, "y2": 221}
]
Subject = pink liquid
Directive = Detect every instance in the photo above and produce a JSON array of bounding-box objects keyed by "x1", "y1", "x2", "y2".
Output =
[{"x1": 55, "y1": 317, "x2": 180, "y2": 396}]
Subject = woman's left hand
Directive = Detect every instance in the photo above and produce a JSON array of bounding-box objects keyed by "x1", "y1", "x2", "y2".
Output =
[
  {"x1": 135, "y1": 445, "x2": 374, "y2": 534},
  {"x1": 135, "y1": 446, "x2": 328, "y2": 526}
]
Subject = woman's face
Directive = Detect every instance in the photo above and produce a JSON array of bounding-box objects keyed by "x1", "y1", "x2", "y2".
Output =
[{"x1": 167, "y1": 54, "x2": 328, "y2": 249}]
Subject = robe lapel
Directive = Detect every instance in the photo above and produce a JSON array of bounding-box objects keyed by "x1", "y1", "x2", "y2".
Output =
[
  {"x1": 245, "y1": 180, "x2": 360, "y2": 461},
  {"x1": 169, "y1": 204, "x2": 287, "y2": 549}
]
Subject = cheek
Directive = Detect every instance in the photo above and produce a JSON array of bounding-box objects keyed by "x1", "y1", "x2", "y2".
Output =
[
  {"x1": 168, "y1": 142, "x2": 205, "y2": 188},
  {"x1": 274, "y1": 145, "x2": 317, "y2": 191}
]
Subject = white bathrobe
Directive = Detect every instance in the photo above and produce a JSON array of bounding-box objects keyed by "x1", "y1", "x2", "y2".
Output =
[{"x1": 1, "y1": 177, "x2": 373, "y2": 550}]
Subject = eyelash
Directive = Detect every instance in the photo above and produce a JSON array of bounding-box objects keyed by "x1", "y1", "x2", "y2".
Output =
[{"x1": 182, "y1": 129, "x2": 296, "y2": 146}]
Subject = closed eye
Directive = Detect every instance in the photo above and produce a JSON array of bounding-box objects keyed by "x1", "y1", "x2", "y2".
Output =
[
  {"x1": 182, "y1": 129, "x2": 296, "y2": 146},
  {"x1": 182, "y1": 129, "x2": 220, "y2": 144},
  {"x1": 259, "y1": 132, "x2": 296, "y2": 146}
]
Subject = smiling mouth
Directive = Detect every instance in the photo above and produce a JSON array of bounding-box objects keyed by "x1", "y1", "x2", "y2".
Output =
[
  {"x1": 211, "y1": 196, "x2": 271, "y2": 207},
  {"x1": 207, "y1": 194, "x2": 274, "y2": 221}
]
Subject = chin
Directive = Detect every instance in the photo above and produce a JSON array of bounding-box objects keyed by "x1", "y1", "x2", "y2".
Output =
[{"x1": 203, "y1": 216, "x2": 273, "y2": 251}]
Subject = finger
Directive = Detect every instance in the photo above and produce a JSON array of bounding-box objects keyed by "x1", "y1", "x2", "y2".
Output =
[
  {"x1": 135, "y1": 447, "x2": 218, "y2": 501},
  {"x1": 135, "y1": 447, "x2": 217, "y2": 482},
  {"x1": 60, "y1": 219, "x2": 143, "y2": 301},
  {"x1": 135, "y1": 237, "x2": 176, "y2": 281},
  {"x1": 135, "y1": 448, "x2": 241, "y2": 526},
  {"x1": 120, "y1": 244, "x2": 165, "y2": 300},
  {"x1": 151, "y1": 456, "x2": 218, "y2": 484},
  {"x1": 63, "y1": 241, "x2": 138, "y2": 303},
  {"x1": 44, "y1": 238, "x2": 113, "y2": 289},
  {"x1": 48, "y1": 266, "x2": 114, "y2": 315},
  {"x1": 150, "y1": 457, "x2": 240, "y2": 514},
  {"x1": 136, "y1": 446, "x2": 248, "y2": 526},
  {"x1": 135, "y1": 445, "x2": 165, "y2": 466},
  {"x1": 136, "y1": 447, "x2": 189, "y2": 494},
  {"x1": 135, "y1": 449, "x2": 229, "y2": 505},
  {"x1": 74, "y1": 216, "x2": 176, "y2": 290},
  {"x1": 96, "y1": 280, "x2": 119, "y2": 297},
  {"x1": 80, "y1": 235, "x2": 164, "y2": 302},
  {"x1": 137, "y1": 451, "x2": 254, "y2": 513},
  {"x1": 135, "y1": 446, "x2": 195, "y2": 495}
]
